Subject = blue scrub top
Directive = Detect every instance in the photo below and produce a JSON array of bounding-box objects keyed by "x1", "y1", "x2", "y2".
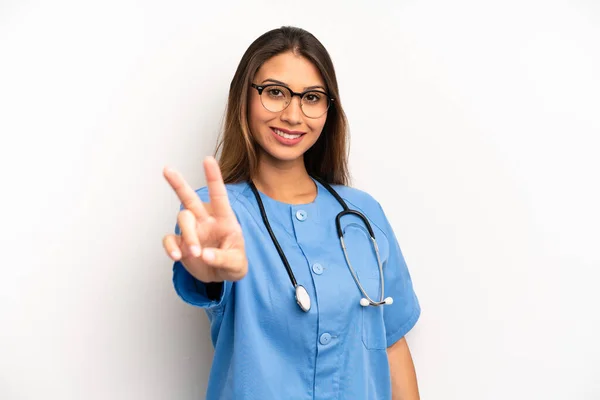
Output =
[{"x1": 172, "y1": 179, "x2": 421, "y2": 400}]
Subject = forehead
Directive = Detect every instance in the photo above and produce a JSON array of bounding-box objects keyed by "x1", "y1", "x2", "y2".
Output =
[{"x1": 254, "y1": 52, "x2": 325, "y2": 90}]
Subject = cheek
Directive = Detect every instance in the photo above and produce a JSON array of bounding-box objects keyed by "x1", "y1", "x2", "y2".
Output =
[
  {"x1": 308, "y1": 117, "x2": 327, "y2": 138},
  {"x1": 249, "y1": 95, "x2": 271, "y2": 129}
]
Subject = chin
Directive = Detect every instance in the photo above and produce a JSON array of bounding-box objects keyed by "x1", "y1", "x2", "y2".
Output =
[{"x1": 262, "y1": 147, "x2": 307, "y2": 163}]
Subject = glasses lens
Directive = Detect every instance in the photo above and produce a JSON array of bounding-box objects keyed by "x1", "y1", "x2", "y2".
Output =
[
  {"x1": 260, "y1": 85, "x2": 291, "y2": 113},
  {"x1": 301, "y1": 91, "x2": 330, "y2": 118},
  {"x1": 258, "y1": 85, "x2": 331, "y2": 118}
]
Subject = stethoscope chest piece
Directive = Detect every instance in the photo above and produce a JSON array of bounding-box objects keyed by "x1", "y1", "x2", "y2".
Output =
[{"x1": 295, "y1": 285, "x2": 311, "y2": 312}]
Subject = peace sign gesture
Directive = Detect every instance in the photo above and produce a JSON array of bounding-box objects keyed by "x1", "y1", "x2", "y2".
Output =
[{"x1": 162, "y1": 157, "x2": 248, "y2": 283}]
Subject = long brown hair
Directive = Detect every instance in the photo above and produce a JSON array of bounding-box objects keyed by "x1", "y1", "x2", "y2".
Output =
[{"x1": 215, "y1": 26, "x2": 350, "y2": 186}]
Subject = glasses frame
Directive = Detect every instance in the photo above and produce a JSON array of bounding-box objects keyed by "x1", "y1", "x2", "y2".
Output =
[{"x1": 251, "y1": 83, "x2": 334, "y2": 119}]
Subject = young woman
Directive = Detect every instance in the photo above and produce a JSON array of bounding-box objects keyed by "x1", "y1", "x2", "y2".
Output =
[{"x1": 162, "y1": 26, "x2": 421, "y2": 400}]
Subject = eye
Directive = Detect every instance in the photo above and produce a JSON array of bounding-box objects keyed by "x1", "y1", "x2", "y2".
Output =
[
  {"x1": 265, "y1": 85, "x2": 288, "y2": 99},
  {"x1": 303, "y1": 92, "x2": 322, "y2": 104}
]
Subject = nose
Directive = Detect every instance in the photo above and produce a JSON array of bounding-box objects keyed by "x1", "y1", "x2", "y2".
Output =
[{"x1": 280, "y1": 95, "x2": 303, "y2": 125}]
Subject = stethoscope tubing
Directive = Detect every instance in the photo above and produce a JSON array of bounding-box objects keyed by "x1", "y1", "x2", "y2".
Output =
[
  {"x1": 248, "y1": 181, "x2": 299, "y2": 288},
  {"x1": 314, "y1": 177, "x2": 387, "y2": 306},
  {"x1": 249, "y1": 177, "x2": 389, "y2": 311}
]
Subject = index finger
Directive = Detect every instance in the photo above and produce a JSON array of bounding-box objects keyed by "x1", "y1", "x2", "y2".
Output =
[
  {"x1": 203, "y1": 156, "x2": 234, "y2": 218},
  {"x1": 163, "y1": 167, "x2": 209, "y2": 220}
]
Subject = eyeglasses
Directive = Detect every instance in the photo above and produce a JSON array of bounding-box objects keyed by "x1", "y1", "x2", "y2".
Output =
[{"x1": 251, "y1": 83, "x2": 334, "y2": 119}]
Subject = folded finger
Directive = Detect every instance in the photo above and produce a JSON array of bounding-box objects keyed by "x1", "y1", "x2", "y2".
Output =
[
  {"x1": 201, "y1": 247, "x2": 247, "y2": 279},
  {"x1": 163, "y1": 234, "x2": 183, "y2": 261},
  {"x1": 177, "y1": 209, "x2": 201, "y2": 257}
]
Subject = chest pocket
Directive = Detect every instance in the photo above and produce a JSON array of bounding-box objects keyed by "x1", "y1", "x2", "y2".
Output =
[
  {"x1": 359, "y1": 274, "x2": 387, "y2": 350},
  {"x1": 341, "y1": 221, "x2": 389, "y2": 350}
]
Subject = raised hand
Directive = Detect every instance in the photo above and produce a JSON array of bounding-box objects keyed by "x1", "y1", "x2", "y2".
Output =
[{"x1": 162, "y1": 156, "x2": 247, "y2": 283}]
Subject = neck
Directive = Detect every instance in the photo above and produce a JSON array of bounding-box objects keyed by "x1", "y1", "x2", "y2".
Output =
[{"x1": 252, "y1": 155, "x2": 317, "y2": 204}]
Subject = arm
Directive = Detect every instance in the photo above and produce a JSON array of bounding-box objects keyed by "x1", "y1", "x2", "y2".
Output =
[{"x1": 388, "y1": 336, "x2": 420, "y2": 400}]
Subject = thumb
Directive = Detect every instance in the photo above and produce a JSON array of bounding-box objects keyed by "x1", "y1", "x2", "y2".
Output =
[{"x1": 201, "y1": 247, "x2": 247, "y2": 279}]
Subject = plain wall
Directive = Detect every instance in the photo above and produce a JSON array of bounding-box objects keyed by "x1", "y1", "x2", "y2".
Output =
[{"x1": 1, "y1": 0, "x2": 599, "y2": 398}]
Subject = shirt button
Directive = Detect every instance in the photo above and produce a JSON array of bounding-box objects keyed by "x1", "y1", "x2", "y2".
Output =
[
  {"x1": 319, "y1": 333, "x2": 332, "y2": 345},
  {"x1": 312, "y1": 263, "x2": 323, "y2": 275},
  {"x1": 295, "y1": 210, "x2": 307, "y2": 221}
]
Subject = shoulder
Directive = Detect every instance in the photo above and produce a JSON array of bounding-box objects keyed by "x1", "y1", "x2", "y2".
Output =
[
  {"x1": 327, "y1": 184, "x2": 393, "y2": 231},
  {"x1": 329, "y1": 184, "x2": 383, "y2": 214},
  {"x1": 327, "y1": 184, "x2": 400, "y2": 260}
]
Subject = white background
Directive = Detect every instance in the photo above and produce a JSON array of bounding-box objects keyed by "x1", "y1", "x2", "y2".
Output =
[{"x1": 1, "y1": 0, "x2": 599, "y2": 399}]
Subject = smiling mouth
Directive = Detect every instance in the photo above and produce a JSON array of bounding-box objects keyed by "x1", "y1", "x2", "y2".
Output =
[{"x1": 272, "y1": 128, "x2": 305, "y2": 140}]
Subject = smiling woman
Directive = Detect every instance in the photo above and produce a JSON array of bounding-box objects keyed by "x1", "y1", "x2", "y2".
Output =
[
  {"x1": 216, "y1": 27, "x2": 350, "y2": 189},
  {"x1": 162, "y1": 26, "x2": 421, "y2": 400},
  {"x1": 248, "y1": 52, "x2": 329, "y2": 165}
]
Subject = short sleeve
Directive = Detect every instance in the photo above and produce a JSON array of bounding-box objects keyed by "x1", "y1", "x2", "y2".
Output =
[{"x1": 377, "y1": 203, "x2": 421, "y2": 347}]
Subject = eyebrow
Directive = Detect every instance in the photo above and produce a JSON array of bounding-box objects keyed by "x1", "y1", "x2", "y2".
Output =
[{"x1": 261, "y1": 78, "x2": 327, "y2": 92}]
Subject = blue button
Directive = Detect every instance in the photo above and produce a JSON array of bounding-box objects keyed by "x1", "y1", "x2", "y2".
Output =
[
  {"x1": 319, "y1": 333, "x2": 332, "y2": 345},
  {"x1": 296, "y1": 210, "x2": 307, "y2": 221},
  {"x1": 312, "y1": 263, "x2": 323, "y2": 275}
]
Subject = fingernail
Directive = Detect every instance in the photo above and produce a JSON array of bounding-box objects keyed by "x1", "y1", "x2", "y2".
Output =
[
  {"x1": 170, "y1": 250, "x2": 181, "y2": 260},
  {"x1": 203, "y1": 249, "x2": 215, "y2": 262},
  {"x1": 190, "y1": 245, "x2": 201, "y2": 257}
]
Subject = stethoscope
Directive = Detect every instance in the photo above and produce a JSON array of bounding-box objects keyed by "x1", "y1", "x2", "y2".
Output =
[{"x1": 248, "y1": 177, "x2": 393, "y2": 312}]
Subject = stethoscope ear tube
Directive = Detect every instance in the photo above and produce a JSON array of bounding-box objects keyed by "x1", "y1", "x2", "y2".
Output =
[
  {"x1": 360, "y1": 297, "x2": 394, "y2": 307},
  {"x1": 314, "y1": 177, "x2": 393, "y2": 307}
]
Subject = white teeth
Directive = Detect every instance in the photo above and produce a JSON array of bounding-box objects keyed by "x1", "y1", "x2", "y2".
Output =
[{"x1": 274, "y1": 129, "x2": 301, "y2": 139}]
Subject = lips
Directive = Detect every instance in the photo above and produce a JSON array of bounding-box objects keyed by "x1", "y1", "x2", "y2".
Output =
[
  {"x1": 270, "y1": 127, "x2": 306, "y2": 145},
  {"x1": 271, "y1": 127, "x2": 305, "y2": 138}
]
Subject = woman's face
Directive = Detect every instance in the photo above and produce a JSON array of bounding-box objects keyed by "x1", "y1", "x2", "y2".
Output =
[{"x1": 249, "y1": 51, "x2": 328, "y2": 165}]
